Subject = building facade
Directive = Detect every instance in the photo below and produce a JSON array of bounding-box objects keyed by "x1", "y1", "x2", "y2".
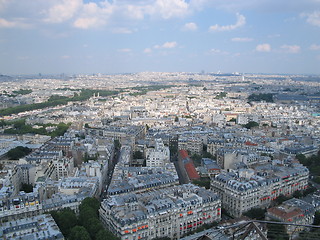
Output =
[{"x1": 100, "y1": 184, "x2": 221, "y2": 240}]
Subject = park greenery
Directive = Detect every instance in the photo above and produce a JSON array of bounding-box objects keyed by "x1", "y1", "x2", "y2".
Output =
[
  {"x1": 0, "y1": 89, "x2": 119, "y2": 117},
  {"x1": 50, "y1": 197, "x2": 119, "y2": 240},
  {"x1": 7, "y1": 146, "x2": 32, "y2": 160},
  {"x1": 267, "y1": 222, "x2": 289, "y2": 240},
  {"x1": 215, "y1": 92, "x2": 227, "y2": 99},
  {"x1": 128, "y1": 85, "x2": 175, "y2": 96},
  {"x1": 20, "y1": 183, "x2": 33, "y2": 193},
  {"x1": 243, "y1": 121, "x2": 259, "y2": 129},
  {"x1": 243, "y1": 208, "x2": 266, "y2": 220},
  {"x1": 191, "y1": 147, "x2": 216, "y2": 167},
  {"x1": 12, "y1": 89, "x2": 32, "y2": 95},
  {"x1": 192, "y1": 177, "x2": 211, "y2": 189},
  {"x1": 133, "y1": 150, "x2": 144, "y2": 159},
  {"x1": 2, "y1": 119, "x2": 70, "y2": 137},
  {"x1": 296, "y1": 153, "x2": 320, "y2": 178},
  {"x1": 248, "y1": 93, "x2": 274, "y2": 103}
]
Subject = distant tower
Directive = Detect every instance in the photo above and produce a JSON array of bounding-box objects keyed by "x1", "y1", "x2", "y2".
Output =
[{"x1": 242, "y1": 75, "x2": 245, "y2": 81}]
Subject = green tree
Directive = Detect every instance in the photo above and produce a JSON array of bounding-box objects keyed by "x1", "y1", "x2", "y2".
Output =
[
  {"x1": 69, "y1": 226, "x2": 91, "y2": 240},
  {"x1": 51, "y1": 208, "x2": 77, "y2": 237},
  {"x1": 20, "y1": 183, "x2": 33, "y2": 193},
  {"x1": 299, "y1": 229, "x2": 320, "y2": 239},
  {"x1": 133, "y1": 151, "x2": 144, "y2": 159},
  {"x1": 96, "y1": 229, "x2": 120, "y2": 240},
  {"x1": 85, "y1": 218, "x2": 104, "y2": 239},
  {"x1": 244, "y1": 121, "x2": 259, "y2": 129},
  {"x1": 243, "y1": 208, "x2": 266, "y2": 220},
  {"x1": 248, "y1": 93, "x2": 274, "y2": 102},
  {"x1": 79, "y1": 206, "x2": 98, "y2": 226},
  {"x1": 174, "y1": 116, "x2": 179, "y2": 122},
  {"x1": 274, "y1": 194, "x2": 290, "y2": 205},
  {"x1": 314, "y1": 211, "x2": 320, "y2": 225},
  {"x1": 292, "y1": 190, "x2": 303, "y2": 199},
  {"x1": 114, "y1": 139, "x2": 121, "y2": 151},
  {"x1": 7, "y1": 146, "x2": 32, "y2": 160},
  {"x1": 192, "y1": 177, "x2": 211, "y2": 189},
  {"x1": 79, "y1": 197, "x2": 100, "y2": 213},
  {"x1": 267, "y1": 222, "x2": 289, "y2": 240}
]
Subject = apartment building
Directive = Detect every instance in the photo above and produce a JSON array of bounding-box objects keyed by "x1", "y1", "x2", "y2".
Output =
[
  {"x1": 178, "y1": 136, "x2": 203, "y2": 155},
  {"x1": 266, "y1": 198, "x2": 315, "y2": 237},
  {"x1": 145, "y1": 138, "x2": 170, "y2": 167},
  {"x1": 211, "y1": 163, "x2": 309, "y2": 217},
  {"x1": 100, "y1": 184, "x2": 221, "y2": 240}
]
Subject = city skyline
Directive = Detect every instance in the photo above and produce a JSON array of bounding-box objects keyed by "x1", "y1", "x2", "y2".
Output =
[{"x1": 1, "y1": 0, "x2": 320, "y2": 75}]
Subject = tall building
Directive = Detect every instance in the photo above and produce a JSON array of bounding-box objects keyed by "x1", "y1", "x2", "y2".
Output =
[
  {"x1": 100, "y1": 184, "x2": 221, "y2": 240},
  {"x1": 145, "y1": 138, "x2": 170, "y2": 167},
  {"x1": 211, "y1": 163, "x2": 309, "y2": 217}
]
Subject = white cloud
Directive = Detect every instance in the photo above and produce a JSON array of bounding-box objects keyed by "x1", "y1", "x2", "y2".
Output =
[
  {"x1": 182, "y1": 22, "x2": 197, "y2": 31},
  {"x1": 268, "y1": 34, "x2": 281, "y2": 38},
  {"x1": 256, "y1": 43, "x2": 271, "y2": 52},
  {"x1": 0, "y1": 18, "x2": 16, "y2": 28},
  {"x1": 41, "y1": 0, "x2": 192, "y2": 29},
  {"x1": 281, "y1": 44, "x2": 301, "y2": 53},
  {"x1": 152, "y1": 0, "x2": 189, "y2": 19},
  {"x1": 310, "y1": 44, "x2": 320, "y2": 50},
  {"x1": 154, "y1": 41, "x2": 178, "y2": 49},
  {"x1": 144, "y1": 48, "x2": 152, "y2": 53},
  {"x1": 45, "y1": 0, "x2": 82, "y2": 23},
  {"x1": 231, "y1": 37, "x2": 253, "y2": 42},
  {"x1": 209, "y1": 48, "x2": 228, "y2": 55},
  {"x1": 118, "y1": 48, "x2": 132, "y2": 52},
  {"x1": 73, "y1": 17, "x2": 104, "y2": 29},
  {"x1": 0, "y1": 0, "x2": 10, "y2": 12},
  {"x1": 61, "y1": 55, "x2": 71, "y2": 59},
  {"x1": 112, "y1": 28, "x2": 134, "y2": 34},
  {"x1": 17, "y1": 56, "x2": 30, "y2": 60},
  {"x1": 0, "y1": 18, "x2": 30, "y2": 28},
  {"x1": 301, "y1": 11, "x2": 320, "y2": 27},
  {"x1": 209, "y1": 13, "x2": 246, "y2": 32}
]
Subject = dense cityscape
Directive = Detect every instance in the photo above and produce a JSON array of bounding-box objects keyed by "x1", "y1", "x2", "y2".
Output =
[{"x1": 0, "y1": 72, "x2": 320, "y2": 239}]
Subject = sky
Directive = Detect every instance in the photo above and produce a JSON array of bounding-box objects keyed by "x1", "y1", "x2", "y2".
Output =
[{"x1": 1, "y1": 0, "x2": 320, "y2": 75}]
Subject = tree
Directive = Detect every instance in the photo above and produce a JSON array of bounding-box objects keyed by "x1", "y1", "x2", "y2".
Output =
[
  {"x1": 174, "y1": 116, "x2": 179, "y2": 122},
  {"x1": 85, "y1": 218, "x2": 104, "y2": 239},
  {"x1": 314, "y1": 211, "x2": 320, "y2": 225},
  {"x1": 133, "y1": 151, "x2": 144, "y2": 159},
  {"x1": 248, "y1": 93, "x2": 274, "y2": 102},
  {"x1": 7, "y1": 146, "x2": 32, "y2": 160},
  {"x1": 244, "y1": 121, "x2": 259, "y2": 129},
  {"x1": 267, "y1": 222, "x2": 289, "y2": 240},
  {"x1": 79, "y1": 206, "x2": 98, "y2": 226},
  {"x1": 51, "y1": 208, "x2": 77, "y2": 237},
  {"x1": 292, "y1": 190, "x2": 303, "y2": 199},
  {"x1": 229, "y1": 118, "x2": 237, "y2": 122},
  {"x1": 114, "y1": 139, "x2": 121, "y2": 151},
  {"x1": 20, "y1": 183, "x2": 33, "y2": 193},
  {"x1": 243, "y1": 208, "x2": 266, "y2": 220},
  {"x1": 79, "y1": 197, "x2": 100, "y2": 213},
  {"x1": 192, "y1": 177, "x2": 211, "y2": 189},
  {"x1": 96, "y1": 229, "x2": 120, "y2": 240},
  {"x1": 69, "y1": 226, "x2": 91, "y2": 240},
  {"x1": 274, "y1": 194, "x2": 290, "y2": 205}
]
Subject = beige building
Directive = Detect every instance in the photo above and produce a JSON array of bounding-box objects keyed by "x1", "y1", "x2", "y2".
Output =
[
  {"x1": 100, "y1": 184, "x2": 221, "y2": 240},
  {"x1": 211, "y1": 163, "x2": 309, "y2": 217}
]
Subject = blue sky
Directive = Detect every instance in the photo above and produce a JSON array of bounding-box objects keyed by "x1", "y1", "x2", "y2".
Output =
[{"x1": 1, "y1": 0, "x2": 320, "y2": 75}]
